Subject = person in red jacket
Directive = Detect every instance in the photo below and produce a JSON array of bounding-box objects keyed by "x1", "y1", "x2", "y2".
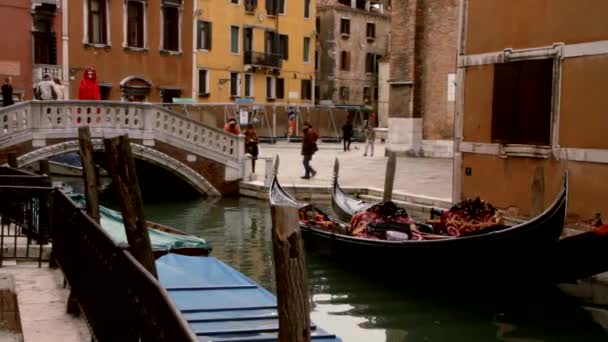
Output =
[
  {"x1": 78, "y1": 66, "x2": 101, "y2": 100},
  {"x1": 300, "y1": 122, "x2": 318, "y2": 179}
]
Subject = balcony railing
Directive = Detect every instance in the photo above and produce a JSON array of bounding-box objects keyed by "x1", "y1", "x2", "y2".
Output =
[
  {"x1": 244, "y1": 51, "x2": 282, "y2": 69},
  {"x1": 33, "y1": 64, "x2": 62, "y2": 84}
]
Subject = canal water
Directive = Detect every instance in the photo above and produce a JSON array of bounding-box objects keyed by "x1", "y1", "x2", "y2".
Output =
[{"x1": 59, "y1": 177, "x2": 607, "y2": 342}]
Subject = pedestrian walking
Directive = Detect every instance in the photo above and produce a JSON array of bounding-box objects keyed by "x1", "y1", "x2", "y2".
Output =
[
  {"x1": 301, "y1": 122, "x2": 318, "y2": 179},
  {"x1": 35, "y1": 74, "x2": 59, "y2": 100},
  {"x1": 243, "y1": 124, "x2": 259, "y2": 173},
  {"x1": 224, "y1": 117, "x2": 241, "y2": 135},
  {"x1": 342, "y1": 117, "x2": 353, "y2": 151},
  {"x1": 363, "y1": 114, "x2": 377, "y2": 157},
  {"x1": 1, "y1": 77, "x2": 14, "y2": 107}
]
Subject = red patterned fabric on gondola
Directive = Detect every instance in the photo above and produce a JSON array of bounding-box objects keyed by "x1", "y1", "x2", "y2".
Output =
[
  {"x1": 434, "y1": 197, "x2": 503, "y2": 236},
  {"x1": 349, "y1": 202, "x2": 417, "y2": 239}
]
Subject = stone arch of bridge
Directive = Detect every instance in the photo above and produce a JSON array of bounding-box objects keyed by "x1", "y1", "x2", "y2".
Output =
[{"x1": 16, "y1": 140, "x2": 221, "y2": 197}]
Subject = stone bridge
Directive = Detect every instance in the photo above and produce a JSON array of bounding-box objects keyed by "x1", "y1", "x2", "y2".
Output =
[{"x1": 0, "y1": 101, "x2": 247, "y2": 196}]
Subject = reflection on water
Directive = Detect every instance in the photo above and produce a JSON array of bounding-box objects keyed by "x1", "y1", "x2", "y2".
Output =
[{"x1": 57, "y1": 177, "x2": 607, "y2": 342}]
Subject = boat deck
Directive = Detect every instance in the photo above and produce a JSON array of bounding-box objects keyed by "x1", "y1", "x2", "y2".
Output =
[{"x1": 156, "y1": 254, "x2": 342, "y2": 341}]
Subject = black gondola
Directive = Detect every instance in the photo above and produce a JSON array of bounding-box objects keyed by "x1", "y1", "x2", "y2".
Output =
[
  {"x1": 271, "y1": 169, "x2": 569, "y2": 282},
  {"x1": 331, "y1": 158, "x2": 374, "y2": 221}
]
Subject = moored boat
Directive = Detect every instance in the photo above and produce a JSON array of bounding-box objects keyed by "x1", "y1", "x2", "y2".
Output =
[
  {"x1": 68, "y1": 194, "x2": 211, "y2": 258},
  {"x1": 156, "y1": 253, "x2": 342, "y2": 341},
  {"x1": 272, "y1": 172, "x2": 569, "y2": 281},
  {"x1": 331, "y1": 159, "x2": 373, "y2": 221}
]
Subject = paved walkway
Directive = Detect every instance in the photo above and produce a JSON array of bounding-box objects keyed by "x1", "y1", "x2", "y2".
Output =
[
  {"x1": 255, "y1": 141, "x2": 453, "y2": 201},
  {"x1": 0, "y1": 264, "x2": 91, "y2": 342}
]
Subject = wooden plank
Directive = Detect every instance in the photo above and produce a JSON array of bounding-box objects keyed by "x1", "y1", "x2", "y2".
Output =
[
  {"x1": 383, "y1": 152, "x2": 396, "y2": 202},
  {"x1": 103, "y1": 135, "x2": 158, "y2": 278},
  {"x1": 78, "y1": 126, "x2": 100, "y2": 224},
  {"x1": 270, "y1": 204, "x2": 311, "y2": 342}
]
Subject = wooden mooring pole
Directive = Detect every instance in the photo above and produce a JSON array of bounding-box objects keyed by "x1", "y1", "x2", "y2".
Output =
[
  {"x1": 271, "y1": 201, "x2": 311, "y2": 342},
  {"x1": 104, "y1": 135, "x2": 158, "y2": 278},
  {"x1": 383, "y1": 151, "x2": 397, "y2": 202},
  {"x1": 78, "y1": 126, "x2": 100, "y2": 224},
  {"x1": 38, "y1": 159, "x2": 50, "y2": 176},
  {"x1": 7, "y1": 152, "x2": 17, "y2": 168}
]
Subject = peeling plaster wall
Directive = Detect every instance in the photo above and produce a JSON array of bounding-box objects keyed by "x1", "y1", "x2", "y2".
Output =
[{"x1": 316, "y1": 6, "x2": 390, "y2": 106}]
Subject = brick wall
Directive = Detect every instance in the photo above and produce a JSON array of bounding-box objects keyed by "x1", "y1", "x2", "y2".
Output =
[
  {"x1": 388, "y1": 0, "x2": 458, "y2": 139},
  {"x1": 414, "y1": 0, "x2": 458, "y2": 139}
]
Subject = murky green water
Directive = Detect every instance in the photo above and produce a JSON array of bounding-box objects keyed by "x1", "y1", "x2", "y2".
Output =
[{"x1": 58, "y1": 177, "x2": 608, "y2": 342}]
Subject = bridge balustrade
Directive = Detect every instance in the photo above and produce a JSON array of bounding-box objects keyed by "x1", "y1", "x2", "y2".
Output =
[{"x1": 0, "y1": 100, "x2": 245, "y2": 169}]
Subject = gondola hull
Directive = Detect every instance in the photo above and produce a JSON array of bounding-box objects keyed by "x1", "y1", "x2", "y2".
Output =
[
  {"x1": 272, "y1": 171, "x2": 569, "y2": 282},
  {"x1": 298, "y1": 217, "x2": 564, "y2": 281}
]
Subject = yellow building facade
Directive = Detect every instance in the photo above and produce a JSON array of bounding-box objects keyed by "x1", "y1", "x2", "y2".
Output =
[{"x1": 194, "y1": 0, "x2": 316, "y2": 105}]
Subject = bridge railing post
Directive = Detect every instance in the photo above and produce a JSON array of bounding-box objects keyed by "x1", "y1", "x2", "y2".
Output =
[
  {"x1": 236, "y1": 134, "x2": 246, "y2": 163},
  {"x1": 30, "y1": 101, "x2": 42, "y2": 131},
  {"x1": 141, "y1": 106, "x2": 156, "y2": 145}
]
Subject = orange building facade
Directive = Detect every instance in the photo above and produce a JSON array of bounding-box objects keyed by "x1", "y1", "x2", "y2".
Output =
[
  {"x1": 67, "y1": 0, "x2": 193, "y2": 102},
  {"x1": 0, "y1": 0, "x2": 64, "y2": 102},
  {"x1": 454, "y1": 0, "x2": 608, "y2": 225}
]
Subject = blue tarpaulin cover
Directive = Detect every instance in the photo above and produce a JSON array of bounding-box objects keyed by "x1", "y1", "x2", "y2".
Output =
[{"x1": 156, "y1": 254, "x2": 342, "y2": 342}]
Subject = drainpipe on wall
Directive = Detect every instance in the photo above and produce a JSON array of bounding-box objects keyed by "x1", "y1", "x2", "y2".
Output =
[
  {"x1": 62, "y1": 0, "x2": 69, "y2": 99},
  {"x1": 192, "y1": 0, "x2": 198, "y2": 99}
]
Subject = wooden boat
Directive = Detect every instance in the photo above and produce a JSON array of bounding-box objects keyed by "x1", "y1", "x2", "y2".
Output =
[
  {"x1": 271, "y1": 171, "x2": 569, "y2": 281},
  {"x1": 331, "y1": 158, "x2": 373, "y2": 221},
  {"x1": 67, "y1": 193, "x2": 212, "y2": 258},
  {"x1": 553, "y1": 227, "x2": 608, "y2": 283},
  {"x1": 156, "y1": 253, "x2": 342, "y2": 341}
]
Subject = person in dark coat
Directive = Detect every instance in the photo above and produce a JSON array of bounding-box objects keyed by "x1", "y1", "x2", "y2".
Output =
[
  {"x1": 301, "y1": 122, "x2": 318, "y2": 179},
  {"x1": 243, "y1": 124, "x2": 259, "y2": 173},
  {"x1": 342, "y1": 117, "x2": 353, "y2": 151},
  {"x1": 2, "y1": 77, "x2": 14, "y2": 107}
]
